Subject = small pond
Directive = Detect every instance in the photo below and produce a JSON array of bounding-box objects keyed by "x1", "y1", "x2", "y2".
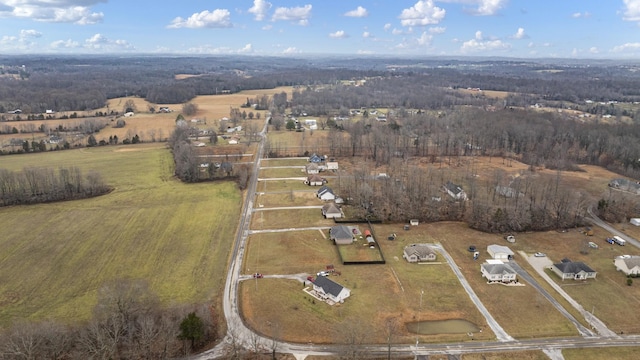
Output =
[{"x1": 406, "y1": 319, "x2": 480, "y2": 335}]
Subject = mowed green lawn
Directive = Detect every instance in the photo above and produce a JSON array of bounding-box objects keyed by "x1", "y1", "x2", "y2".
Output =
[{"x1": 0, "y1": 143, "x2": 241, "y2": 325}]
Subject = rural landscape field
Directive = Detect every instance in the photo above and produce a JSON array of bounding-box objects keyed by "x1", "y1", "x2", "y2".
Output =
[{"x1": 2, "y1": 55, "x2": 640, "y2": 359}]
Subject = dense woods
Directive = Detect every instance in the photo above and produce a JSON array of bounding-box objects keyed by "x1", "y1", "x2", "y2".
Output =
[{"x1": 0, "y1": 166, "x2": 109, "y2": 206}]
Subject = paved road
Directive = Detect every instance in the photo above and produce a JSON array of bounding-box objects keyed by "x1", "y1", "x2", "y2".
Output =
[
  {"x1": 587, "y1": 206, "x2": 640, "y2": 249},
  {"x1": 432, "y1": 244, "x2": 514, "y2": 342},
  {"x1": 509, "y1": 259, "x2": 594, "y2": 337}
]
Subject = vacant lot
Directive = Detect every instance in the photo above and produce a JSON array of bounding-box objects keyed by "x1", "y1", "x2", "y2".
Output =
[
  {"x1": 563, "y1": 346, "x2": 640, "y2": 360},
  {"x1": 251, "y1": 208, "x2": 332, "y2": 230},
  {"x1": 0, "y1": 143, "x2": 241, "y2": 325},
  {"x1": 255, "y1": 191, "x2": 320, "y2": 208},
  {"x1": 257, "y1": 179, "x2": 312, "y2": 192},
  {"x1": 259, "y1": 167, "x2": 306, "y2": 178}
]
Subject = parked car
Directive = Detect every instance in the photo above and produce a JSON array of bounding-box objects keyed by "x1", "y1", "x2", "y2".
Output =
[
  {"x1": 534, "y1": 252, "x2": 546, "y2": 257},
  {"x1": 253, "y1": 273, "x2": 263, "y2": 278},
  {"x1": 317, "y1": 271, "x2": 329, "y2": 277}
]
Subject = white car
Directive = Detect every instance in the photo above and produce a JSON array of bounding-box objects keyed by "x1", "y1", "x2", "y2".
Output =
[
  {"x1": 534, "y1": 252, "x2": 546, "y2": 257},
  {"x1": 317, "y1": 271, "x2": 329, "y2": 277}
]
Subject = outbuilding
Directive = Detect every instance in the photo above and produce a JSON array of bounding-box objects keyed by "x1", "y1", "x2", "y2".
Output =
[{"x1": 487, "y1": 244, "x2": 514, "y2": 261}]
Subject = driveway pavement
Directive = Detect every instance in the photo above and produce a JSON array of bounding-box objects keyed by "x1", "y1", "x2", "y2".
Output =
[{"x1": 521, "y1": 253, "x2": 617, "y2": 337}]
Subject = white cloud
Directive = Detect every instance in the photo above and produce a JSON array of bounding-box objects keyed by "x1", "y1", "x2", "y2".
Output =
[
  {"x1": 362, "y1": 31, "x2": 372, "y2": 38},
  {"x1": 383, "y1": 23, "x2": 392, "y2": 31},
  {"x1": 344, "y1": 6, "x2": 368, "y2": 18},
  {"x1": 572, "y1": 12, "x2": 591, "y2": 18},
  {"x1": 623, "y1": 0, "x2": 640, "y2": 22},
  {"x1": 399, "y1": 0, "x2": 445, "y2": 26},
  {"x1": 392, "y1": 28, "x2": 403, "y2": 35},
  {"x1": 20, "y1": 29, "x2": 41, "y2": 39},
  {"x1": 461, "y1": 30, "x2": 510, "y2": 52},
  {"x1": 238, "y1": 43, "x2": 253, "y2": 53},
  {"x1": 272, "y1": 4, "x2": 312, "y2": 26},
  {"x1": 417, "y1": 32, "x2": 433, "y2": 45},
  {"x1": 429, "y1": 26, "x2": 446, "y2": 34},
  {"x1": 248, "y1": 0, "x2": 271, "y2": 21},
  {"x1": 357, "y1": 49, "x2": 373, "y2": 55},
  {"x1": 168, "y1": 9, "x2": 232, "y2": 29},
  {"x1": 262, "y1": 24, "x2": 272, "y2": 30},
  {"x1": 84, "y1": 34, "x2": 133, "y2": 51},
  {"x1": 589, "y1": 47, "x2": 599, "y2": 54},
  {"x1": 439, "y1": 0, "x2": 507, "y2": 16},
  {"x1": 511, "y1": 27, "x2": 526, "y2": 39},
  {"x1": 612, "y1": 42, "x2": 640, "y2": 52},
  {"x1": 282, "y1": 46, "x2": 300, "y2": 54},
  {"x1": 0, "y1": 1, "x2": 104, "y2": 24},
  {"x1": 51, "y1": 39, "x2": 80, "y2": 49},
  {"x1": 329, "y1": 30, "x2": 348, "y2": 39}
]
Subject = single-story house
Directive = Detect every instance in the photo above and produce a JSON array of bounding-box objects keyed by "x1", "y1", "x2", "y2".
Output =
[
  {"x1": 403, "y1": 244, "x2": 437, "y2": 263},
  {"x1": 317, "y1": 186, "x2": 336, "y2": 201},
  {"x1": 306, "y1": 163, "x2": 320, "y2": 174},
  {"x1": 608, "y1": 178, "x2": 640, "y2": 195},
  {"x1": 481, "y1": 261, "x2": 518, "y2": 283},
  {"x1": 308, "y1": 153, "x2": 324, "y2": 163},
  {"x1": 306, "y1": 174, "x2": 325, "y2": 186},
  {"x1": 326, "y1": 162, "x2": 339, "y2": 170},
  {"x1": 614, "y1": 255, "x2": 640, "y2": 276},
  {"x1": 552, "y1": 260, "x2": 597, "y2": 280},
  {"x1": 495, "y1": 185, "x2": 524, "y2": 198},
  {"x1": 443, "y1": 181, "x2": 467, "y2": 200},
  {"x1": 322, "y1": 203, "x2": 342, "y2": 219},
  {"x1": 330, "y1": 225, "x2": 353, "y2": 245},
  {"x1": 631, "y1": 218, "x2": 640, "y2": 226},
  {"x1": 487, "y1": 244, "x2": 514, "y2": 261},
  {"x1": 312, "y1": 276, "x2": 350, "y2": 304}
]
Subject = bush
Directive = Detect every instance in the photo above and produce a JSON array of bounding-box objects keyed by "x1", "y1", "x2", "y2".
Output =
[{"x1": 627, "y1": 278, "x2": 633, "y2": 286}]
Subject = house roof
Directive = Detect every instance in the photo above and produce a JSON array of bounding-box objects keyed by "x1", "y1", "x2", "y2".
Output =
[
  {"x1": 404, "y1": 244, "x2": 436, "y2": 258},
  {"x1": 307, "y1": 174, "x2": 324, "y2": 182},
  {"x1": 330, "y1": 225, "x2": 352, "y2": 240},
  {"x1": 317, "y1": 185, "x2": 334, "y2": 196},
  {"x1": 309, "y1": 153, "x2": 324, "y2": 163},
  {"x1": 322, "y1": 203, "x2": 341, "y2": 214},
  {"x1": 553, "y1": 261, "x2": 596, "y2": 274},
  {"x1": 444, "y1": 181, "x2": 464, "y2": 195},
  {"x1": 487, "y1": 244, "x2": 514, "y2": 255},
  {"x1": 621, "y1": 256, "x2": 640, "y2": 269},
  {"x1": 482, "y1": 263, "x2": 516, "y2": 275},
  {"x1": 306, "y1": 163, "x2": 319, "y2": 170},
  {"x1": 609, "y1": 178, "x2": 640, "y2": 191},
  {"x1": 313, "y1": 276, "x2": 346, "y2": 297}
]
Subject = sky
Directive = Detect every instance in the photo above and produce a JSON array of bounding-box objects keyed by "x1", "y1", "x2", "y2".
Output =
[{"x1": 1, "y1": 0, "x2": 640, "y2": 58}]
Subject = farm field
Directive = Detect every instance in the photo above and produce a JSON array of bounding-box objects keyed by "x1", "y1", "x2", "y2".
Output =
[{"x1": 0, "y1": 143, "x2": 241, "y2": 325}]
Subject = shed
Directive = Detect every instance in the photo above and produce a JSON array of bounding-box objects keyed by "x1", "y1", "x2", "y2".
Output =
[{"x1": 487, "y1": 244, "x2": 514, "y2": 261}]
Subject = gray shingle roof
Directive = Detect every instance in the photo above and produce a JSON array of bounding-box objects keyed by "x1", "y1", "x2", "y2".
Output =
[
  {"x1": 313, "y1": 276, "x2": 344, "y2": 297},
  {"x1": 554, "y1": 261, "x2": 596, "y2": 274}
]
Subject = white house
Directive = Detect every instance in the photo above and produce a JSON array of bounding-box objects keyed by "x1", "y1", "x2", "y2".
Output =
[
  {"x1": 403, "y1": 244, "x2": 437, "y2": 263},
  {"x1": 481, "y1": 261, "x2": 517, "y2": 283},
  {"x1": 487, "y1": 244, "x2": 514, "y2": 261},
  {"x1": 552, "y1": 260, "x2": 597, "y2": 280},
  {"x1": 306, "y1": 163, "x2": 320, "y2": 174},
  {"x1": 317, "y1": 186, "x2": 336, "y2": 201},
  {"x1": 326, "y1": 162, "x2": 339, "y2": 170},
  {"x1": 614, "y1": 255, "x2": 640, "y2": 276},
  {"x1": 312, "y1": 276, "x2": 350, "y2": 304},
  {"x1": 322, "y1": 203, "x2": 342, "y2": 219},
  {"x1": 443, "y1": 181, "x2": 467, "y2": 200}
]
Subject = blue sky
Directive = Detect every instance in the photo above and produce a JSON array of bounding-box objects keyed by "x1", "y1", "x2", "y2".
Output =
[{"x1": 1, "y1": 0, "x2": 640, "y2": 58}]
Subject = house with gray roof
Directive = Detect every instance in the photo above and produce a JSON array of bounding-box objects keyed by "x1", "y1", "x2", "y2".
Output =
[
  {"x1": 481, "y1": 262, "x2": 517, "y2": 283},
  {"x1": 614, "y1": 255, "x2": 640, "y2": 276},
  {"x1": 403, "y1": 244, "x2": 437, "y2": 263},
  {"x1": 312, "y1": 276, "x2": 350, "y2": 304},
  {"x1": 329, "y1": 225, "x2": 353, "y2": 245},
  {"x1": 317, "y1": 185, "x2": 336, "y2": 201},
  {"x1": 552, "y1": 260, "x2": 597, "y2": 280},
  {"x1": 443, "y1": 181, "x2": 467, "y2": 200},
  {"x1": 608, "y1": 178, "x2": 640, "y2": 194},
  {"x1": 322, "y1": 203, "x2": 342, "y2": 219}
]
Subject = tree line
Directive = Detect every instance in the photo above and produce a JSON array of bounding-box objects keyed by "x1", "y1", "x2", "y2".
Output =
[
  {"x1": 0, "y1": 166, "x2": 109, "y2": 206},
  {"x1": 0, "y1": 280, "x2": 223, "y2": 359}
]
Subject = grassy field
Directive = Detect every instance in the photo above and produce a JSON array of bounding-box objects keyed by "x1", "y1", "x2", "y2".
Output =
[
  {"x1": 241, "y1": 226, "x2": 494, "y2": 344},
  {"x1": 257, "y1": 179, "x2": 313, "y2": 192},
  {"x1": 251, "y1": 208, "x2": 332, "y2": 230},
  {"x1": 261, "y1": 158, "x2": 308, "y2": 167},
  {"x1": 259, "y1": 167, "x2": 306, "y2": 178},
  {"x1": 255, "y1": 191, "x2": 320, "y2": 208},
  {"x1": 563, "y1": 347, "x2": 640, "y2": 360},
  {"x1": 0, "y1": 143, "x2": 241, "y2": 325}
]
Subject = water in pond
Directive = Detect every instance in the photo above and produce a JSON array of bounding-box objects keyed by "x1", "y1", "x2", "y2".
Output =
[{"x1": 406, "y1": 319, "x2": 480, "y2": 335}]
